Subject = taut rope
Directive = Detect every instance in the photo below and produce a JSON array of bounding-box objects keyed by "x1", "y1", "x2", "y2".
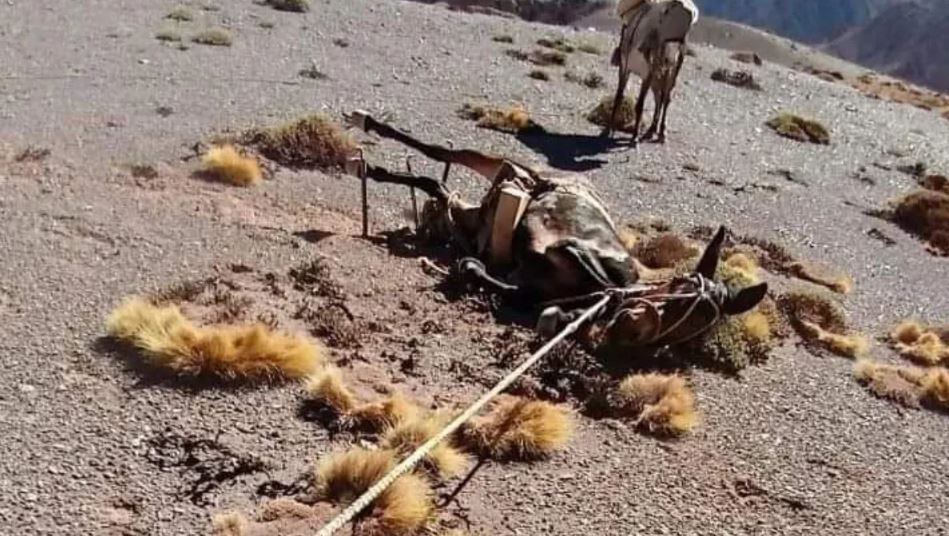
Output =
[{"x1": 314, "y1": 294, "x2": 612, "y2": 536}]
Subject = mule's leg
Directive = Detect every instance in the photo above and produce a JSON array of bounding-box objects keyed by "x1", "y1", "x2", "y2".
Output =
[
  {"x1": 642, "y1": 82, "x2": 663, "y2": 141},
  {"x1": 346, "y1": 111, "x2": 505, "y2": 180},
  {"x1": 657, "y1": 49, "x2": 685, "y2": 144},
  {"x1": 364, "y1": 165, "x2": 448, "y2": 201},
  {"x1": 603, "y1": 67, "x2": 631, "y2": 138},
  {"x1": 456, "y1": 257, "x2": 519, "y2": 295},
  {"x1": 631, "y1": 71, "x2": 653, "y2": 141}
]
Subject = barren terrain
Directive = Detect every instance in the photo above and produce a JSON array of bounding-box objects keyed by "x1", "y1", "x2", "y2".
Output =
[{"x1": 1, "y1": 1, "x2": 948, "y2": 535}]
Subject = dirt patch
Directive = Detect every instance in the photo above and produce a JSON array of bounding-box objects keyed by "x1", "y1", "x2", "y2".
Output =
[{"x1": 146, "y1": 429, "x2": 267, "y2": 506}]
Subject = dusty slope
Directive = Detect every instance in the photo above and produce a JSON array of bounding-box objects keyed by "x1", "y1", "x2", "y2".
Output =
[{"x1": 1, "y1": 1, "x2": 948, "y2": 535}]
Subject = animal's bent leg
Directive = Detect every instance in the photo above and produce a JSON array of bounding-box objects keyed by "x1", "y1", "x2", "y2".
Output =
[
  {"x1": 346, "y1": 110, "x2": 505, "y2": 180},
  {"x1": 456, "y1": 257, "x2": 519, "y2": 295},
  {"x1": 364, "y1": 165, "x2": 449, "y2": 201}
]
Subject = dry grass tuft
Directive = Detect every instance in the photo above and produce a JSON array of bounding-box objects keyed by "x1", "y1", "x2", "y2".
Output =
[
  {"x1": 492, "y1": 34, "x2": 514, "y2": 44},
  {"x1": 892, "y1": 189, "x2": 949, "y2": 255},
  {"x1": 461, "y1": 395, "x2": 572, "y2": 460},
  {"x1": 166, "y1": 6, "x2": 195, "y2": 21},
  {"x1": 266, "y1": 0, "x2": 310, "y2": 12},
  {"x1": 529, "y1": 48, "x2": 568, "y2": 66},
  {"x1": 212, "y1": 511, "x2": 249, "y2": 536},
  {"x1": 245, "y1": 114, "x2": 357, "y2": 169},
  {"x1": 201, "y1": 145, "x2": 262, "y2": 186},
  {"x1": 577, "y1": 42, "x2": 601, "y2": 55},
  {"x1": 889, "y1": 320, "x2": 949, "y2": 366},
  {"x1": 633, "y1": 232, "x2": 698, "y2": 269},
  {"x1": 719, "y1": 252, "x2": 760, "y2": 288},
  {"x1": 537, "y1": 37, "x2": 574, "y2": 53},
  {"x1": 381, "y1": 414, "x2": 469, "y2": 479},
  {"x1": 618, "y1": 227, "x2": 640, "y2": 251},
  {"x1": 305, "y1": 366, "x2": 358, "y2": 414},
  {"x1": 316, "y1": 448, "x2": 397, "y2": 503},
  {"x1": 316, "y1": 449, "x2": 432, "y2": 535},
  {"x1": 586, "y1": 95, "x2": 635, "y2": 130},
  {"x1": 799, "y1": 321, "x2": 869, "y2": 358},
  {"x1": 456, "y1": 103, "x2": 536, "y2": 134},
  {"x1": 787, "y1": 261, "x2": 853, "y2": 294},
  {"x1": 687, "y1": 298, "x2": 783, "y2": 372},
  {"x1": 156, "y1": 28, "x2": 183, "y2": 42},
  {"x1": 854, "y1": 360, "x2": 949, "y2": 411},
  {"x1": 362, "y1": 473, "x2": 434, "y2": 536},
  {"x1": 106, "y1": 296, "x2": 324, "y2": 380},
  {"x1": 921, "y1": 174, "x2": 949, "y2": 195},
  {"x1": 528, "y1": 69, "x2": 550, "y2": 81},
  {"x1": 766, "y1": 113, "x2": 830, "y2": 144},
  {"x1": 615, "y1": 374, "x2": 698, "y2": 436},
  {"x1": 565, "y1": 70, "x2": 604, "y2": 89},
  {"x1": 351, "y1": 392, "x2": 422, "y2": 432},
  {"x1": 192, "y1": 28, "x2": 233, "y2": 47}
]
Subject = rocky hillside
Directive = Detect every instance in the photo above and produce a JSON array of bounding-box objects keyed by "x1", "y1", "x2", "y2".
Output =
[
  {"x1": 828, "y1": 0, "x2": 949, "y2": 91},
  {"x1": 410, "y1": 0, "x2": 608, "y2": 24}
]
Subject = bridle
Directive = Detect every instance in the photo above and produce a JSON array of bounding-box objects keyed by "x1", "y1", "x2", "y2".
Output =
[{"x1": 541, "y1": 273, "x2": 727, "y2": 348}]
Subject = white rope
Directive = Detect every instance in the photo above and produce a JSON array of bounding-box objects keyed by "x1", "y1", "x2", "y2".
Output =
[{"x1": 315, "y1": 294, "x2": 612, "y2": 536}]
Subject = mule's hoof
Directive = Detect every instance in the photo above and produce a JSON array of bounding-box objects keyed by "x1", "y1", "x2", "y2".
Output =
[
  {"x1": 536, "y1": 306, "x2": 565, "y2": 339},
  {"x1": 457, "y1": 257, "x2": 486, "y2": 276}
]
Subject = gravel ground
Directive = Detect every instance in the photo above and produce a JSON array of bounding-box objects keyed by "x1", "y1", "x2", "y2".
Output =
[{"x1": 1, "y1": 1, "x2": 947, "y2": 535}]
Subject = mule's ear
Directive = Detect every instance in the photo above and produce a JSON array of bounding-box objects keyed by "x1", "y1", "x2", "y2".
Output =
[
  {"x1": 724, "y1": 283, "x2": 768, "y2": 316},
  {"x1": 695, "y1": 225, "x2": 727, "y2": 278}
]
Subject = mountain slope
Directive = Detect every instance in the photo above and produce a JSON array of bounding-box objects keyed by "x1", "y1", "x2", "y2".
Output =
[
  {"x1": 693, "y1": 0, "x2": 904, "y2": 43},
  {"x1": 828, "y1": 1, "x2": 949, "y2": 91}
]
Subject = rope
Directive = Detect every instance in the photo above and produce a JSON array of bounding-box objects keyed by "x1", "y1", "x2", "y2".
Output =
[{"x1": 314, "y1": 294, "x2": 612, "y2": 536}]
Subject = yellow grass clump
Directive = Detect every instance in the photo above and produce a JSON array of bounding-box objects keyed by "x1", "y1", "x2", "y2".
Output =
[
  {"x1": 246, "y1": 114, "x2": 357, "y2": 170},
  {"x1": 633, "y1": 232, "x2": 698, "y2": 269},
  {"x1": 889, "y1": 320, "x2": 949, "y2": 366},
  {"x1": 106, "y1": 296, "x2": 324, "y2": 380},
  {"x1": 381, "y1": 414, "x2": 469, "y2": 479},
  {"x1": 351, "y1": 391, "x2": 422, "y2": 432},
  {"x1": 854, "y1": 360, "x2": 949, "y2": 411},
  {"x1": 799, "y1": 321, "x2": 869, "y2": 358},
  {"x1": 457, "y1": 103, "x2": 536, "y2": 134},
  {"x1": 460, "y1": 395, "x2": 572, "y2": 460},
  {"x1": 586, "y1": 95, "x2": 635, "y2": 130},
  {"x1": 615, "y1": 374, "x2": 698, "y2": 436},
  {"x1": 618, "y1": 227, "x2": 640, "y2": 251},
  {"x1": 787, "y1": 261, "x2": 853, "y2": 294},
  {"x1": 892, "y1": 189, "x2": 949, "y2": 255},
  {"x1": 305, "y1": 366, "x2": 358, "y2": 413},
  {"x1": 202, "y1": 145, "x2": 263, "y2": 186},
  {"x1": 212, "y1": 512, "x2": 249, "y2": 536},
  {"x1": 766, "y1": 113, "x2": 830, "y2": 144},
  {"x1": 316, "y1": 448, "x2": 433, "y2": 535},
  {"x1": 719, "y1": 252, "x2": 761, "y2": 288}
]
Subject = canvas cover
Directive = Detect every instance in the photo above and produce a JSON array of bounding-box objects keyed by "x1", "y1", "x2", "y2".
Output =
[{"x1": 616, "y1": 0, "x2": 699, "y2": 79}]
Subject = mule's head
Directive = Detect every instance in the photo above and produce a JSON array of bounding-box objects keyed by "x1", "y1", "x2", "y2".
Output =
[{"x1": 604, "y1": 226, "x2": 768, "y2": 349}]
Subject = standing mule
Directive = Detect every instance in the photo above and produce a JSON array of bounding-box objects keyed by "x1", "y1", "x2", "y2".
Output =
[{"x1": 604, "y1": 0, "x2": 698, "y2": 142}]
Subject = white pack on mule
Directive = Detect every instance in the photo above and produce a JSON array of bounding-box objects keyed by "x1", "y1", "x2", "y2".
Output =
[{"x1": 604, "y1": 0, "x2": 699, "y2": 142}]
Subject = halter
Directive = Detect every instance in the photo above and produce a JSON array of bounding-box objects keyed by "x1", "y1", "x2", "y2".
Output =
[{"x1": 541, "y1": 273, "x2": 726, "y2": 348}]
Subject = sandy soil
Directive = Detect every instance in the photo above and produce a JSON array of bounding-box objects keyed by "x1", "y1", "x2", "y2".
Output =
[{"x1": 1, "y1": 1, "x2": 948, "y2": 535}]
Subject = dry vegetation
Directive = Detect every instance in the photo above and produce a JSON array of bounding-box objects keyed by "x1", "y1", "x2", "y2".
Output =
[
  {"x1": 456, "y1": 103, "x2": 536, "y2": 134},
  {"x1": 211, "y1": 511, "x2": 248, "y2": 536},
  {"x1": 529, "y1": 49, "x2": 567, "y2": 67},
  {"x1": 243, "y1": 114, "x2": 357, "y2": 169},
  {"x1": 305, "y1": 367, "x2": 421, "y2": 432},
  {"x1": 633, "y1": 232, "x2": 698, "y2": 269},
  {"x1": 381, "y1": 414, "x2": 469, "y2": 479},
  {"x1": 460, "y1": 395, "x2": 573, "y2": 460},
  {"x1": 587, "y1": 95, "x2": 635, "y2": 130},
  {"x1": 778, "y1": 290, "x2": 868, "y2": 358},
  {"x1": 889, "y1": 321, "x2": 949, "y2": 366},
  {"x1": 315, "y1": 449, "x2": 434, "y2": 535},
  {"x1": 854, "y1": 360, "x2": 949, "y2": 411},
  {"x1": 536, "y1": 36, "x2": 574, "y2": 53},
  {"x1": 166, "y1": 6, "x2": 195, "y2": 22},
  {"x1": 106, "y1": 297, "x2": 324, "y2": 380},
  {"x1": 787, "y1": 261, "x2": 853, "y2": 294},
  {"x1": 710, "y1": 68, "x2": 762, "y2": 91},
  {"x1": 266, "y1": 0, "x2": 310, "y2": 12},
  {"x1": 892, "y1": 188, "x2": 949, "y2": 255},
  {"x1": 192, "y1": 28, "x2": 233, "y2": 47},
  {"x1": 492, "y1": 34, "x2": 514, "y2": 44},
  {"x1": 155, "y1": 28, "x2": 183, "y2": 42},
  {"x1": 201, "y1": 145, "x2": 263, "y2": 186},
  {"x1": 528, "y1": 69, "x2": 550, "y2": 81},
  {"x1": 614, "y1": 374, "x2": 698, "y2": 436},
  {"x1": 766, "y1": 113, "x2": 830, "y2": 145},
  {"x1": 565, "y1": 70, "x2": 604, "y2": 89}
]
